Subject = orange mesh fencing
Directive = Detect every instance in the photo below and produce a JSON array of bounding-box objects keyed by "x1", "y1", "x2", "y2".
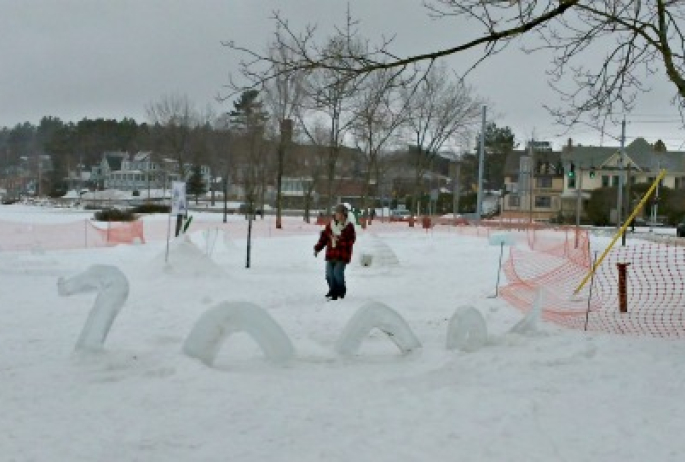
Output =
[
  {"x1": 455, "y1": 223, "x2": 685, "y2": 338},
  {"x1": 0, "y1": 219, "x2": 145, "y2": 251}
]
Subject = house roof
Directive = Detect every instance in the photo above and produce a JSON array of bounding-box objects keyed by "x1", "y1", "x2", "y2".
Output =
[
  {"x1": 102, "y1": 151, "x2": 127, "y2": 171},
  {"x1": 504, "y1": 149, "x2": 562, "y2": 175},
  {"x1": 561, "y1": 137, "x2": 685, "y2": 173},
  {"x1": 132, "y1": 151, "x2": 152, "y2": 162}
]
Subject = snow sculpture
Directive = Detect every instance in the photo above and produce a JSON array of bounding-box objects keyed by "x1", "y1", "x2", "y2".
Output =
[
  {"x1": 335, "y1": 301, "x2": 421, "y2": 356},
  {"x1": 446, "y1": 306, "x2": 488, "y2": 352},
  {"x1": 183, "y1": 302, "x2": 294, "y2": 366},
  {"x1": 364, "y1": 237, "x2": 400, "y2": 267},
  {"x1": 57, "y1": 265, "x2": 130, "y2": 351},
  {"x1": 509, "y1": 288, "x2": 544, "y2": 334}
]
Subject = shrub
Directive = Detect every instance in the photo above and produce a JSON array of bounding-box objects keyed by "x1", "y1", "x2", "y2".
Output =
[
  {"x1": 131, "y1": 203, "x2": 170, "y2": 214},
  {"x1": 93, "y1": 208, "x2": 137, "y2": 222}
]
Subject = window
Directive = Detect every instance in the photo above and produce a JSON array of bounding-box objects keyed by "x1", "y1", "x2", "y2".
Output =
[
  {"x1": 508, "y1": 195, "x2": 520, "y2": 207},
  {"x1": 612, "y1": 176, "x2": 619, "y2": 187},
  {"x1": 535, "y1": 196, "x2": 551, "y2": 208},
  {"x1": 536, "y1": 177, "x2": 552, "y2": 188},
  {"x1": 602, "y1": 175, "x2": 610, "y2": 187},
  {"x1": 567, "y1": 177, "x2": 576, "y2": 189}
]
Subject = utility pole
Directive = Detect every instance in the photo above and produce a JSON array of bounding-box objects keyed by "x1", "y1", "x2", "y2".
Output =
[
  {"x1": 476, "y1": 105, "x2": 486, "y2": 221},
  {"x1": 528, "y1": 140, "x2": 534, "y2": 224},
  {"x1": 575, "y1": 163, "x2": 583, "y2": 248},
  {"x1": 617, "y1": 118, "x2": 626, "y2": 231},
  {"x1": 452, "y1": 157, "x2": 461, "y2": 220},
  {"x1": 650, "y1": 161, "x2": 661, "y2": 232},
  {"x1": 623, "y1": 164, "x2": 631, "y2": 245}
]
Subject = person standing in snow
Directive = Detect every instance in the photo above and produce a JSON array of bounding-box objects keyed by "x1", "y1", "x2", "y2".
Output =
[{"x1": 313, "y1": 203, "x2": 356, "y2": 300}]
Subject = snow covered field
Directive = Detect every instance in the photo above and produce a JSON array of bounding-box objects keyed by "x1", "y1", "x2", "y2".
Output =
[{"x1": 1, "y1": 205, "x2": 684, "y2": 461}]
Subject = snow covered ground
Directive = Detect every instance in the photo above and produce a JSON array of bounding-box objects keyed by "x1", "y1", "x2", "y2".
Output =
[{"x1": 1, "y1": 205, "x2": 684, "y2": 461}]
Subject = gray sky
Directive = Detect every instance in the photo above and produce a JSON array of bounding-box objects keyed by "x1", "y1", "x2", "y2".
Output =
[{"x1": 2, "y1": 0, "x2": 684, "y2": 150}]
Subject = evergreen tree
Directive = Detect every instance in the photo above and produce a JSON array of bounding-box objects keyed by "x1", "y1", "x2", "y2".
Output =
[
  {"x1": 462, "y1": 123, "x2": 516, "y2": 192},
  {"x1": 186, "y1": 164, "x2": 207, "y2": 204},
  {"x1": 229, "y1": 90, "x2": 269, "y2": 132}
]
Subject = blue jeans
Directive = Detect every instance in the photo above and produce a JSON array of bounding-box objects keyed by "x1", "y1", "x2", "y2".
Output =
[{"x1": 325, "y1": 260, "x2": 347, "y2": 296}]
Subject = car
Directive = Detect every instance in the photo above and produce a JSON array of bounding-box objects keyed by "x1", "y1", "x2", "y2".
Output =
[{"x1": 390, "y1": 210, "x2": 414, "y2": 222}]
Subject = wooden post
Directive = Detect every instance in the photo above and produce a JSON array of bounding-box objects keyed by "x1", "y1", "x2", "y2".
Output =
[{"x1": 617, "y1": 262, "x2": 631, "y2": 313}]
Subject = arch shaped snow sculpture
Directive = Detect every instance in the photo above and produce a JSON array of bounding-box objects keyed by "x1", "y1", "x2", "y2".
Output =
[
  {"x1": 57, "y1": 265, "x2": 130, "y2": 351},
  {"x1": 335, "y1": 301, "x2": 421, "y2": 356},
  {"x1": 183, "y1": 302, "x2": 294, "y2": 366},
  {"x1": 446, "y1": 306, "x2": 487, "y2": 352}
]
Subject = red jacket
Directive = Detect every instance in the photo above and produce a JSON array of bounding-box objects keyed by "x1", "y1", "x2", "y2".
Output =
[{"x1": 314, "y1": 220, "x2": 356, "y2": 263}]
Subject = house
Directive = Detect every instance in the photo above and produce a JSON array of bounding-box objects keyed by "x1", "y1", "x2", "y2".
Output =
[
  {"x1": 91, "y1": 151, "x2": 211, "y2": 193},
  {"x1": 560, "y1": 137, "x2": 685, "y2": 222},
  {"x1": 501, "y1": 141, "x2": 564, "y2": 222},
  {"x1": 91, "y1": 151, "x2": 127, "y2": 190},
  {"x1": 501, "y1": 137, "x2": 685, "y2": 224}
]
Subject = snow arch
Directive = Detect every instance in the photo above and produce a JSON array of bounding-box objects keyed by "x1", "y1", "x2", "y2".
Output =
[
  {"x1": 182, "y1": 302, "x2": 294, "y2": 366},
  {"x1": 335, "y1": 301, "x2": 421, "y2": 356},
  {"x1": 445, "y1": 306, "x2": 488, "y2": 352},
  {"x1": 57, "y1": 265, "x2": 130, "y2": 351}
]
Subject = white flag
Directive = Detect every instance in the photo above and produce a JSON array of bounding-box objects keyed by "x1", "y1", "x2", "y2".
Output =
[{"x1": 171, "y1": 181, "x2": 187, "y2": 215}]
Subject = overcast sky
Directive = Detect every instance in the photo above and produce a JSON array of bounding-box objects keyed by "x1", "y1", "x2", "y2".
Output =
[{"x1": 2, "y1": 0, "x2": 684, "y2": 150}]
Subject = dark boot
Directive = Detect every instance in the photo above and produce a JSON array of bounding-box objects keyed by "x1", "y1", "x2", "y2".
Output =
[
  {"x1": 339, "y1": 287, "x2": 346, "y2": 299},
  {"x1": 326, "y1": 288, "x2": 340, "y2": 300}
]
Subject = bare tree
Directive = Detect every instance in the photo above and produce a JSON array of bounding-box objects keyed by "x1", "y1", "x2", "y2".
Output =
[
  {"x1": 401, "y1": 64, "x2": 483, "y2": 216},
  {"x1": 146, "y1": 94, "x2": 198, "y2": 179},
  {"x1": 229, "y1": 90, "x2": 270, "y2": 221},
  {"x1": 227, "y1": 1, "x2": 685, "y2": 128},
  {"x1": 299, "y1": 122, "x2": 333, "y2": 222},
  {"x1": 297, "y1": 27, "x2": 368, "y2": 213},
  {"x1": 261, "y1": 34, "x2": 307, "y2": 229},
  {"x1": 351, "y1": 69, "x2": 409, "y2": 217}
]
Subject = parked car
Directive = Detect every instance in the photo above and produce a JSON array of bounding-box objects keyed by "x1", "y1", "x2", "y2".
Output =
[
  {"x1": 390, "y1": 210, "x2": 413, "y2": 222},
  {"x1": 677, "y1": 222, "x2": 685, "y2": 237}
]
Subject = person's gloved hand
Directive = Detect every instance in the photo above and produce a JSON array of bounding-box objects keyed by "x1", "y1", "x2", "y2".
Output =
[{"x1": 314, "y1": 250, "x2": 319, "y2": 257}]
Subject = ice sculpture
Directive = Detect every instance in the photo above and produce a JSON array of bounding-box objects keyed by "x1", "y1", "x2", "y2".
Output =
[
  {"x1": 183, "y1": 302, "x2": 294, "y2": 366},
  {"x1": 335, "y1": 301, "x2": 421, "y2": 356},
  {"x1": 57, "y1": 265, "x2": 130, "y2": 351},
  {"x1": 446, "y1": 306, "x2": 488, "y2": 352}
]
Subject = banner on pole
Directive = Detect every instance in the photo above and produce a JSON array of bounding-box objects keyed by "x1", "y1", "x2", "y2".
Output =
[{"x1": 171, "y1": 181, "x2": 187, "y2": 215}]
